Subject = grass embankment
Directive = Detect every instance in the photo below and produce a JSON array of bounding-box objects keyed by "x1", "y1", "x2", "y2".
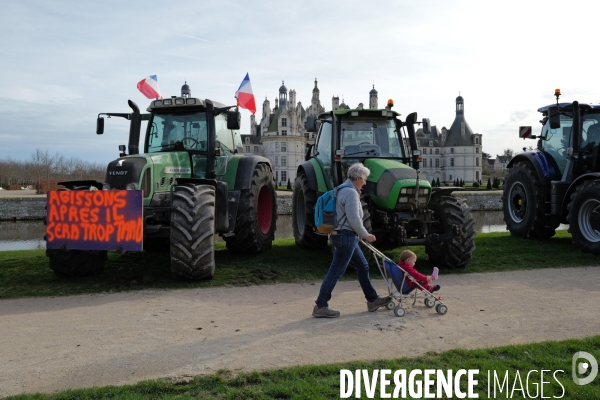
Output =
[
  {"x1": 0, "y1": 230, "x2": 597, "y2": 300},
  {"x1": 5, "y1": 337, "x2": 600, "y2": 399}
]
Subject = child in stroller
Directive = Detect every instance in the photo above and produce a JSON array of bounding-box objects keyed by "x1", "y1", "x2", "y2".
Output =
[{"x1": 397, "y1": 250, "x2": 440, "y2": 295}]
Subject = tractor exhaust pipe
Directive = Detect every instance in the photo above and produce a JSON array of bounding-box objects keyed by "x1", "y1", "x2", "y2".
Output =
[{"x1": 127, "y1": 100, "x2": 141, "y2": 155}]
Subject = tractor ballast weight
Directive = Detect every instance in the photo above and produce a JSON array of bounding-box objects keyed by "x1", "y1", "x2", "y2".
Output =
[
  {"x1": 293, "y1": 106, "x2": 476, "y2": 268},
  {"x1": 46, "y1": 84, "x2": 278, "y2": 279},
  {"x1": 503, "y1": 89, "x2": 600, "y2": 254}
]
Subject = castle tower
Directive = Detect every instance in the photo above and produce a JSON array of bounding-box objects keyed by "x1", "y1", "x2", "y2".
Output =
[
  {"x1": 369, "y1": 85, "x2": 378, "y2": 109},
  {"x1": 332, "y1": 95, "x2": 339, "y2": 110},
  {"x1": 279, "y1": 81, "x2": 288, "y2": 109},
  {"x1": 181, "y1": 81, "x2": 191, "y2": 98}
]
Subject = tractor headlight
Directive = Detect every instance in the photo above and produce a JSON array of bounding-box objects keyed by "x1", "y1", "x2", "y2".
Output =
[
  {"x1": 419, "y1": 188, "x2": 430, "y2": 195},
  {"x1": 400, "y1": 188, "x2": 415, "y2": 194},
  {"x1": 102, "y1": 183, "x2": 111, "y2": 190},
  {"x1": 125, "y1": 182, "x2": 138, "y2": 190}
]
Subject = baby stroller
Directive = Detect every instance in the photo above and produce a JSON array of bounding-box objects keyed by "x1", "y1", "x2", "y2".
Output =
[{"x1": 361, "y1": 240, "x2": 448, "y2": 317}]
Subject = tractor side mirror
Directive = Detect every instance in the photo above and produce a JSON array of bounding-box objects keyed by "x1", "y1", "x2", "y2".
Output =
[
  {"x1": 548, "y1": 106, "x2": 561, "y2": 129},
  {"x1": 405, "y1": 112, "x2": 418, "y2": 126},
  {"x1": 422, "y1": 118, "x2": 431, "y2": 134},
  {"x1": 96, "y1": 117, "x2": 104, "y2": 135},
  {"x1": 227, "y1": 109, "x2": 241, "y2": 130},
  {"x1": 306, "y1": 115, "x2": 317, "y2": 132}
]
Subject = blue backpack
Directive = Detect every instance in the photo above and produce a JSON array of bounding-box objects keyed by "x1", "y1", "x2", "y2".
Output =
[{"x1": 314, "y1": 183, "x2": 353, "y2": 234}]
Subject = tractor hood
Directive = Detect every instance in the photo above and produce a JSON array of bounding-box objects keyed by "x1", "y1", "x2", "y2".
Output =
[{"x1": 362, "y1": 158, "x2": 417, "y2": 198}]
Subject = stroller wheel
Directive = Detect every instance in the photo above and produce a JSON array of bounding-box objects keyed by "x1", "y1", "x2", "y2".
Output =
[
  {"x1": 393, "y1": 306, "x2": 405, "y2": 317},
  {"x1": 424, "y1": 298, "x2": 435, "y2": 308},
  {"x1": 436, "y1": 303, "x2": 448, "y2": 315},
  {"x1": 386, "y1": 301, "x2": 396, "y2": 310}
]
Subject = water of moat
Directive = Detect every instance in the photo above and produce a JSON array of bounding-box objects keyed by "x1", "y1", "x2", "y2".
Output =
[{"x1": 0, "y1": 212, "x2": 568, "y2": 251}]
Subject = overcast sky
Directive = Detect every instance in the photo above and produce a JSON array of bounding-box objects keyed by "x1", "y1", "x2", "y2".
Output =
[{"x1": 1, "y1": 0, "x2": 598, "y2": 165}]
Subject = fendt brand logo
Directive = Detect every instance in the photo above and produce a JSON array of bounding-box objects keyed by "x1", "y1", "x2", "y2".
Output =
[
  {"x1": 109, "y1": 171, "x2": 128, "y2": 176},
  {"x1": 572, "y1": 351, "x2": 598, "y2": 385}
]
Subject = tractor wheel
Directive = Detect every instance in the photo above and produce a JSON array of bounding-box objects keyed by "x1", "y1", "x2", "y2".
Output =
[
  {"x1": 567, "y1": 180, "x2": 600, "y2": 254},
  {"x1": 46, "y1": 249, "x2": 107, "y2": 277},
  {"x1": 503, "y1": 162, "x2": 557, "y2": 239},
  {"x1": 292, "y1": 173, "x2": 328, "y2": 249},
  {"x1": 225, "y1": 163, "x2": 277, "y2": 253},
  {"x1": 170, "y1": 184, "x2": 216, "y2": 280},
  {"x1": 425, "y1": 195, "x2": 476, "y2": 268}
]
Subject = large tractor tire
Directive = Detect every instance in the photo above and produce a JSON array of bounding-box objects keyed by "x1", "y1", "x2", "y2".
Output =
[
  {"x1": 567, "y1": 180, "x2": 600, "y2": 254},
  {"x1": 225, "y1": 163, "x2": 277, "y2": 253},
  {"x1": 425, "y1": 195, "x2": 476, "y2": 268},
  {"x1": 170, "y1": 184, "x2": 216, "y2": 280},
  {"x1": 46, "y1": 249, "x2": 107, "y2": 277},
  {"x1": 292, "y1": 173, "x2": 328, "y2": 249},
  {"x1": 503, "y1": 162, "x2": 557, "y2": 239}
]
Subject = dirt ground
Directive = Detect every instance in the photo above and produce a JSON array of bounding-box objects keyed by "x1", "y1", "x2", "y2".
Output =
[{"x1": 1, "y1": 266, "x2": 599, "y2": 398}]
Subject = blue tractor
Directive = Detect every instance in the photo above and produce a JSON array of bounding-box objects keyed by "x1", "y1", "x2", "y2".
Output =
[{"x1": 503, "y1": 89, "x2": 600, "y2": 253}]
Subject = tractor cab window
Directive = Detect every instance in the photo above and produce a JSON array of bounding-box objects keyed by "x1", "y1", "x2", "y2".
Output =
[
  {"x1": 147, "y1": 112, "x2": 208, "y2": 153},
  {"x1": 542, "y1": 114, "x2": 572, "y2": 173},
  {"x1": 340, "y1": 117, "x2": 404, "y2": 159},
  {"x1": 315, "y1": 119, "x2": 333, "y2": 187}
]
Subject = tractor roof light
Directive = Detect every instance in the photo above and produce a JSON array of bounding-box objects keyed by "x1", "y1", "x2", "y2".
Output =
[
  {"x1": 163, "y1": 99, "x2": 172, "y2": 106},
  {"x1": 387, "y1": 99, "x2": 394, "y2": 108},
  {"x1": 175, "y1": 98, "x2": 185, "y2": 105}
]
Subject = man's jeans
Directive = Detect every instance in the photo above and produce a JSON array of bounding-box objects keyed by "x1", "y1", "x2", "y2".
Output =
[{"x1": 315, "y1": 230, "x2": 378, "y2": 307}]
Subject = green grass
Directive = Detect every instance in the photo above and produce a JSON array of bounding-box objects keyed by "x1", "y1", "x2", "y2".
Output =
[
  {"x1": 0, "y1": 230, "x2": 597, "y2": 299},
  {"x1": 6, "y1": 336, "x2": 600, "y2": 399}
]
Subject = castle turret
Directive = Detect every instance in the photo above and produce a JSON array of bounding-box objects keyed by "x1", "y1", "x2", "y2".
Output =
[{"x1": 369, "y1": 85, "x2": 378, "y2": 109}]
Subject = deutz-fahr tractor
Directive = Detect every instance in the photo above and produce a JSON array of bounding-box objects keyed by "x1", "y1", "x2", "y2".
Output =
[
  {"x1": 292, "y1": 103, "x2": 476, "y2": 268},
  {"x1": 46, "y1": 83, "x2": 277, "y2": 279},
  {"x1": 503, "y1": 89, "x2": 600, "y2": 254}
]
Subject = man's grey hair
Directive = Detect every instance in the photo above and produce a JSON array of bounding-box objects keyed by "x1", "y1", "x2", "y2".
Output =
[{"x1": 347, "y1": 163, "x2": 371, "y2": 181}]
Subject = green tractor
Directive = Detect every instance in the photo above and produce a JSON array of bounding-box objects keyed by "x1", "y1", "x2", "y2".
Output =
[
  {"x1": 292, "y1": 105, "x2": 476, "y2": 268},
  {"x1": 46, "y1": 83, "x2": 277, "y2": 279}
]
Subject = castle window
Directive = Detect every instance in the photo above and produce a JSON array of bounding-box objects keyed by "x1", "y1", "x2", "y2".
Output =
[
  {"x1": 281, "y1": 142, "x2": 287, "y2": 152},
  {"x1": 281, "y1": 156, "x2": 287, "y2": 167},
  {"x1": 451, "y1": 148, "x2": 454, "y2": 154},
  {"x1": 435, "y1": 149, "x2": 439, "y2": 155},
  {"x1": 275, "y1": 156, "x2": 279, "y2": 166},
  {"x1": 476, "y1": 147, "x2": 479, "y2": 153},
  {"x1": 275, "y1": 142, "x2": 279, "y2": 151},
  {"x1": 254, "y1": 145, "x2": 258, "y2": 153},
  {"x1": 475, "y1": 137, "x2": 479, "y2": 144},
  {"x1": 245, "y1": 138, "x2": 250, "y2": 144},
  {"x1": 422, "y1": 158, "x2": 426, "y2": 168},
  {"x1": 476, "y1": 158, "x2": 480, "y2": 166},
  {"x1": 282, "y1": 118, "x2": 287, "y2": 127},
  {"x1": 245, "y1": 145, "x2": 250, "y2": 153},
  {"x1": 281, "y1": 171, "x2": 287, "y2": 184},
  {"x1": 451, "y1": 158, "x2": 454, "y2": 167},
  {"x1": 281, "y1": 130, "x2": 287, "y2": 136},
  {"x1": 435, "y1": 158, "x2": 439, "y2": 167},
  {"x1": 429, "y1": 141, "x2": 433, "y2": 146}
]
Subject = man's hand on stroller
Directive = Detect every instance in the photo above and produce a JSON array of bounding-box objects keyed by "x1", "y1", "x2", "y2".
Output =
[{"x1": 365, "y1": 234, "x2": 376, "y2": 243}]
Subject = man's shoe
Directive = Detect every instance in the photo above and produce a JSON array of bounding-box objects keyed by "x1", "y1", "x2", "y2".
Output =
[
  {"x1": 313, "y1": 305, "x2": 340, "y2": 318},
  {"x1": 432, "y1": 285, "x2": 441, "y2": 292},
  {"x1": 367, "y1": 296, "x2": 392, "y2": 312}
]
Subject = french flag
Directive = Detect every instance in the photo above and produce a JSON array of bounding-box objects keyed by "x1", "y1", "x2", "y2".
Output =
[
  {"x1": 137, "y1": 75, "x2": 162, "y2": 99},
  {"x1": 235, "y1": 73, "x2": 256, "y2": 114}
]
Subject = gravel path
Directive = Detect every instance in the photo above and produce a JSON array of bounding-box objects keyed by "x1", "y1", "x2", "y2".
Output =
[{"x1": 1, "y1": 266, "x2": 599, "y2": 397}]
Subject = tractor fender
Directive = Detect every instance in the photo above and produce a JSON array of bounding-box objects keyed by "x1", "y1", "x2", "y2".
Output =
[
  {"x1": 297, "y1": 161, "x2": 319, "y2": 193},
  {"x1": 175, "y1": 178, "x2": 229, "y2": 233},
  {"x1": 562, "y1": 173, "x2": 600, "y2": 216},
  {"x1": 507, "y1": 150, "x2": 561, "y2": 184},
  {"x1": 233, "y1": 155, "x2": 272, "y2": 191}
]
